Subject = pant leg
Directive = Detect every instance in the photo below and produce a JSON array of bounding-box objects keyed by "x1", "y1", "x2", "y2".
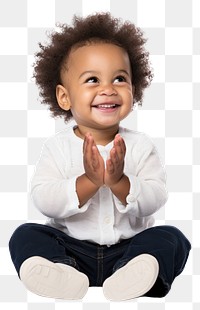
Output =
[
  {"x1": 112, "y1": 225, "x2": 191, "y2": 297},
  {"x1": 9, "y1": 223, "x2": 79, "y2": 276},
  {"x1": 9, "y1": 222, "x2": 119, "y2": 287}
]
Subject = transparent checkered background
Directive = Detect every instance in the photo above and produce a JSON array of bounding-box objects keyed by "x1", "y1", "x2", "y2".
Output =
[{"x1": 0, "y1": 0, "x2": 199, "y2": 309}]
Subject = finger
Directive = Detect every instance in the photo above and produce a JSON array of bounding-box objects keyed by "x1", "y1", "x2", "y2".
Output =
[
  {"x1": 119, "y1": 135, "x2": 126, "y2": 153},
  {"x1": 114, "y1": 135, "x2": 126, "y2": 159},
  {"x1": 115, "y1": 134, "x2": 126, "y2": 152},
  {"x1": 83, "y1": 133, "x2": 90, "y2": 153},
  {"x1": 84, "y1": 133, "x2": 94, "y2": 155},
  {"x1": 91, "y1": 145, "x2": 100, "y2": 169},
  {"x1": 84, "y1": 135, "x2": 96, "y2": 169},
  {"x1": 106, "y1": 158, "x2": 114, "y2": 174},
  {"x1": 83, "y1": 135, "x2": 88, "y2": 154},
  {"x1": 110, "y1": 147, "x2": 119, "y2": 166}
]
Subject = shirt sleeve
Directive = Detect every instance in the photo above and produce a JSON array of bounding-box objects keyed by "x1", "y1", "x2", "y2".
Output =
[
  {"x1": 30, "y1": 140, "x2": 90, "y2": 219},
  {"x1": 115, "y1": 135, "x2": 168, "y2": 217}
]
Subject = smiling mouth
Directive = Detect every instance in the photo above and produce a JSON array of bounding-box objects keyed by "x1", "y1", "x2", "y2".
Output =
[{"x1": 93, "y1": 104, "x2": 120, "y2": 109}]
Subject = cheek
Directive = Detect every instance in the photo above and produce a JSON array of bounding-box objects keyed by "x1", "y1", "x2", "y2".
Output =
[
  {"x1": 125, "y1": 89, "x2": 134, "y2": 104},
  {"x1": 81, "y1": 88, "x2": 95, "y2": 99},
  {"x1": 75, "y1": 88, "x2": 94, "y2": 102},
  {"x1": 123, "y1": 92, "x2": 134, "y2": 113}
]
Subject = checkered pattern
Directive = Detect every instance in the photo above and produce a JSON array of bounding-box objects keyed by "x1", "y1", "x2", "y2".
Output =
[{"x1": 0, "y1": 0, "x2": 199, "y2": 309}]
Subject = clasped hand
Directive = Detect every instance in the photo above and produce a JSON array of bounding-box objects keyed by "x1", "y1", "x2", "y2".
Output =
[{"x1": 83, "y1": 133, "x2": 126, "y2": 188}]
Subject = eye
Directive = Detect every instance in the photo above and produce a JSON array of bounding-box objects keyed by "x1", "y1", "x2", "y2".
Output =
[
  {"x1": 85, "y1": 76, "x2": 99, "y2": 83},
  {"x1": 114, "y1": 75, "x2": 127, "y2": 83}
]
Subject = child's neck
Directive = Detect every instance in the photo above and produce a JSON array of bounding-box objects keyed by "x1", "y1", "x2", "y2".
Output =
[{"x1": 75, "y1": 125, "x2": 119, "y2": 146}]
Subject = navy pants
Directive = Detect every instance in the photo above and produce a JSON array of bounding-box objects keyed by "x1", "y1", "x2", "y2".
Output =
[{"x1": 9, "y1": 224, "x2": 191, "y2": 297}]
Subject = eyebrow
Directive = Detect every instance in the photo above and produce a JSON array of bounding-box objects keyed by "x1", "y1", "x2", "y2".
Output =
[
  {"x1": 79, "y1": 71, "x2": 99, "y2": 79},
  {"x1": 79, "y1": 69, "x2": 131, "y2": 80}
]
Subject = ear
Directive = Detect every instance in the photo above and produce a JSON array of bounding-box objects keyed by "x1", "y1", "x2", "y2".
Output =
[{"x1": 56, "y1": 84, "x2": 71, "y2": 111}]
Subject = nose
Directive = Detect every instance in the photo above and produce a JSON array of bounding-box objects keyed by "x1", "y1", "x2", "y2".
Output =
[{"x1": 99, "y1": 83, "x2": 117, "y2": 96}]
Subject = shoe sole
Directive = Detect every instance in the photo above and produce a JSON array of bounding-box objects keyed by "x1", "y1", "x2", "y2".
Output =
[
  {"x1": 20, "y1": 256, "x2": 89, "y2": 300},
  {"x1": 103, "y1": 254, "x2": 159, "y2": 301}
]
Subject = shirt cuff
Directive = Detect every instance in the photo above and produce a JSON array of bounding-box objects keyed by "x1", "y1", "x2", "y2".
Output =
[
  {"x1": 114, "y1": 174, "x2": 140, "y2": 215},
  {"x1": 64, "y1": 176, "x2": 91, "y2": 216}
]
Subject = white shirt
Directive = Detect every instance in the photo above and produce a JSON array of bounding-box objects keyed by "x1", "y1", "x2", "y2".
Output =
[{"x1": 31, "y1": 124, "x2": 168, "y2": 246}]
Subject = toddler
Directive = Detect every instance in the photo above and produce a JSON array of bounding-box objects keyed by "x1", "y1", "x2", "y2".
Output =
[{"x1": 9, "y1": 13, "x2": 191, "y2": 301}]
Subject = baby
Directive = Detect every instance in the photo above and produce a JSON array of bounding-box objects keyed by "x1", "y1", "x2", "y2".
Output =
[{"x1": 9, "y1": 13, "x2": 191, "y2": 301}]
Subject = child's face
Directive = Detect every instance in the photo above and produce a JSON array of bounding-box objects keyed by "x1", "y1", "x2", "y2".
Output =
[{"x1": 57, "y1": 43, "x2": 134, "y2": 131}]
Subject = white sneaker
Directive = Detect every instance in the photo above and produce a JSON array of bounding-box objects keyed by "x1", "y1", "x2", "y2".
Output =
[
  {"x1": 20, "y1": 256, "x2": 89, "y2": 300},
  {"x1": 103, "y1": 254, "x2": 159, "y2": 301}
]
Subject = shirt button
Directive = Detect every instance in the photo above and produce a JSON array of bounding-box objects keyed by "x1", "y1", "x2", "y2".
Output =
[
  {"x1": 104, "y1": 217, "x2": 111, "y2": 224},
  {"x1": 127, "y1": 194, "x2": 136, "y2": 203}
]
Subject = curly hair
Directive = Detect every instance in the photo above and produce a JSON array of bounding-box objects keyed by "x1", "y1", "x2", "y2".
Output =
[{"x1": 33, "y1": 12, "x2": 153, "y2": 122}]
